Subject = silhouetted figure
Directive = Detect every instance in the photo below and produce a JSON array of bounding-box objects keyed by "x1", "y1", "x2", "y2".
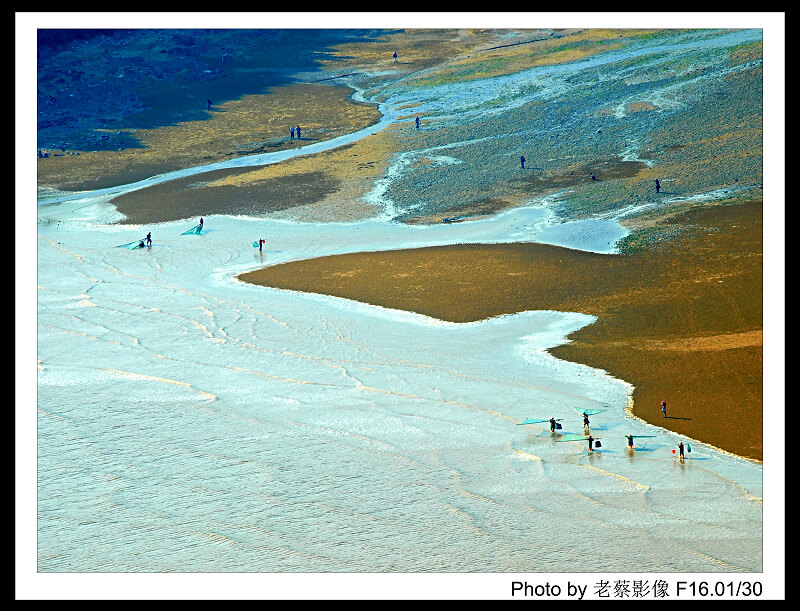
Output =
[
  {"x1": 290, "y1": 126, "x2": 295, "y2": 139},
  {"x1": 520, "y1": 155, "x2": 525, "y2": 169},
  {"x1": 393, "y1": 50, "x2": 397, "y2": 63},
  {"x1": 207, "y1": 99, "x2": 212, "y2": 111},
  {"x1": 296, "y1": 125, "x2": 301, "y2": 139},
  {"x1": 415, "y1": 116, "x2": 420, "y2": 129},
  {"x1": 655, "y1": 179, "x2": 661, "y2": 193},
  {"x1": 145, "y1": 232, "x2": 152, "y2": 246}
]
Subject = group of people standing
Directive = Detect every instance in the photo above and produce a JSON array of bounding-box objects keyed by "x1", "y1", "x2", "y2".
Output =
[
  {"x1": 545, "y1": 401, "x2": 688, "y2": 458},
  {"x1": 289, "y1": 125, "x2": 302, "y2": 140},
  {"x1": 139, "y1": 218, "x2": 275, "y2": 261}
]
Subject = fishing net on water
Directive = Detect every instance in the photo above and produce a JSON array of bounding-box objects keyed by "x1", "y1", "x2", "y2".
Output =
[
  {"x1": 117, "y1": 240, "x2": 146, "y2": 249},
  {"x1": 181, "y1": 224, "x2": 205, "y2": 235}
]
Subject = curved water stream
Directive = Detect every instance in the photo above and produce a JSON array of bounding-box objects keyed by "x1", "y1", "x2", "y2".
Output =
[{"x1": 37, "y1": 96, "x2": 400, "y2": 206}]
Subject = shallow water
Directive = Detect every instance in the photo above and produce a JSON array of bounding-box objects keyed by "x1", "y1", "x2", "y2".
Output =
[
  {"x1": 36, "y1": 28, "x2": 763, "y2": 573},
  {"x1": 37, "y1": 205, "x2": 762, "y2": 573}
]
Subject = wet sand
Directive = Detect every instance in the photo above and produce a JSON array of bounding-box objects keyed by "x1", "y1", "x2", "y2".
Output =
[{"x1": 240, "y1": 200, "x2": 763, "y2": 461}]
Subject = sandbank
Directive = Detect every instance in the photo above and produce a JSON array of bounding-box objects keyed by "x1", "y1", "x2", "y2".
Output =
[{"x1": 239, "y1": 200, "x2": 763, "y2": 461}]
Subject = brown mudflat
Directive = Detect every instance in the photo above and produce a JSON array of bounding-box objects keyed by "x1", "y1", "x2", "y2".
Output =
[{"x1": 240, "y1": 201, "x2": 763, "y2": 461}]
